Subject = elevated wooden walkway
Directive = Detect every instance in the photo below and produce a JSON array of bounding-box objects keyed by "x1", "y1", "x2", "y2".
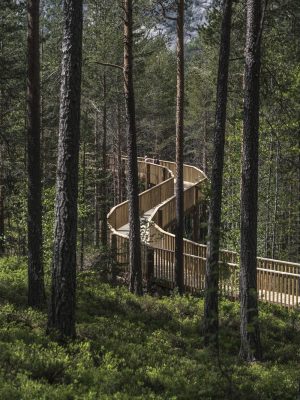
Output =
[{"x1": 107, "y1": 157, "x2": 300, "y2": 308}]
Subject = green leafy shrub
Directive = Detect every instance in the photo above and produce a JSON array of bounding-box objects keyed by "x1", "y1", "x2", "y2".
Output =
[{"x1": 0, "y1": 257, "x2": 299, "y2": 399}]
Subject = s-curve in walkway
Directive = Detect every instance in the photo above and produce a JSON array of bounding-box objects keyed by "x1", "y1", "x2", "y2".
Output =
[
  {"x1": 116, "y1": 181, "x2": 191, "y2": 241},
  {"x1": 107, "y1": 156, "x2": 300, "y2": 308}
]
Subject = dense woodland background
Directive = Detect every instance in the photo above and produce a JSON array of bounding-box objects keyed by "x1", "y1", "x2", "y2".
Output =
[
  {"x1": 0, "y1": 0, "x2": 300, "y2": 398},
  {"x1": 1, "y1": 0, "x2": 299, "y2": 265}
]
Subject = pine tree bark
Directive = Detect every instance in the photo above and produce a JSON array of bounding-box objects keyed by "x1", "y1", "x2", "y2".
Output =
[
  {"x1": 0, "y1": 82, "x2": 4, "y2": 258},
  {"x1": 203, "y1": 0, "x2": 233, "y2": 349},
  {"x1": 202, "y1": 110, "x2": 208, "y2": 174},
  {"x1": 94, "y1": 112, "x2": 100, "y2": 247},
  {"x1": 240, "y1": 0, "x2": 263, "y2": 361},
  {"x1": 264, "y1": 135, "x2": 273, "y2": 256},
  {"x1": 0, "y1": 145, "x2": 5, "y2": 257},
  {"x1": 123, "y1": 0, "x2": 143, "y2": 295},
  {"x1": 271, "y1": 140, "x2": 279, "y2": 259},
  {"x1": 27, "y1": 0, "x2": 45, "y2": 308},
  {"x1": 175, "y1": 0, "x2": 185, "y2": 295},
  {"x1": 298, "y1": 129, "x2": 300, "y2": 260},
  {"x1": 117, "y1": 100, "x2": 123, "y2": 204},
  {"x1": 100, "y1": 73, "x2": 108, "y2": 247},
  {"x1": 48, "y1": 0, "x2": 83, "y2": 338},
  {"x1": 80, "y1": 141, "x2": 86, "y2": 270}
]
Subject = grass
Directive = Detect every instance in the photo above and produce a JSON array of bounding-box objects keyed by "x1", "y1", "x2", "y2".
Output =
[{"x1": 0, "y1": 256, "x2": 299, "y2": 399}]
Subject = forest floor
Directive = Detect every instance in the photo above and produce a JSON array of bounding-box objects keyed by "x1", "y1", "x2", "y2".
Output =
[{"x1": 0, "y1": 257, "x2": 299, "y2": 400}]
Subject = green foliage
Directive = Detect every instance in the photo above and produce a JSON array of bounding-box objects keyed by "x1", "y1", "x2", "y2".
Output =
[
  {"x1": 5, "y1": 182, "x2": 27, "y2": 255},
  {"x1": 0, "y1": 257, "x2": 27, "y2": 306},
  {"x1": 0, "y1": 258, "x2": 299, "y2": 399},
  {"x1": 185, "y1": 1, "x2": 300, "y2": 260}
]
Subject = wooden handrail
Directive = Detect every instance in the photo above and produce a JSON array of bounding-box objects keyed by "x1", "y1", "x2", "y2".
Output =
[
  {"x1": 257, "y1": 257, "x2": 300, "y2": 268},
  {"x1": 257, "y1": 268, "x2": 300, "y2": 277},
  {"x1": 107, "y1": 157, "x2": 174, "y2": 230},
  {"x1": 107, "y1": 155, "x2": 300, "y2": 308}
]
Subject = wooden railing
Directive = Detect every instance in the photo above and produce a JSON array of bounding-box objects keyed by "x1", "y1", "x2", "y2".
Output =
[
  {"x1": 107, "y1": 156, "x2": 300, "y2": 308},
  {"x1": 107, "y1": 158, "x2": 174, "y2": 230},
  {"x1": 257, "y1": 258, "x2": 300, "y2": 307},
  {"x1": 147, "y1": 178, "x2": 238, "y2": 266}
]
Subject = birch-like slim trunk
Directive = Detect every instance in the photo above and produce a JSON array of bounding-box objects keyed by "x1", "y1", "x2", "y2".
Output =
[
  {"x1": 174, "y1": 0, "x2": 185, "y2": 294},
  {"x1": 27, "y1": 0, "x2": 45, "y2": 308},
  {"x1": 203, "y1": 0, "x2": 233, "y2": 349}
]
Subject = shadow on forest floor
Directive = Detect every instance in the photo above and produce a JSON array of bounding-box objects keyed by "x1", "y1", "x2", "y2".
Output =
[{"x1": 0, "y1": 258, "x2": 299, "y2": 400}]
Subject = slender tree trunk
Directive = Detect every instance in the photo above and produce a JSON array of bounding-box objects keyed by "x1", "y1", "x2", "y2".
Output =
[
  {"x1": 264, "y1": 135, "x2": 273, "y2": 256},
  {"x1": 175, "y1": 0, "x2": 185, "y2": 295},
  {"x1": 0, "y1": 85, "x2": 5, "y2": 256},
  {"x1": 203, "y1": 0, "x2": 233, "y2": 349},
  {"x1": 94, "y1": 112, "x2": 100, "y2": 247},
  {"x1": 27, "y1": 0, "x2": 45, "y2": 308},
  {"x1": 24, "y1": 65, "x2": 28, "y2": 172},
  {"x1": 80, "y1": 141, "x2": 86, "y2": 270},
  {"x1": 203, "y1": 110, "x2": 208, "y2": 174},
  {"x1": 192, "y1": 204, "x2": 199, "y2": 242},
  {"x1": 48, "y1": 0, "x2": 83, "y2": 338},
  {"x1": 239, "y1": 0, "x2": 263, "y2": 361},
  {"x1": 287, "y1": 182, "x2": 292, "y2": 257},
  {"x1": 100, "y1": 73, "x2": 108, "y2": 247},
  {"x1": 298, "y1": 128, "x2": 300, "y2": 260},
  {"x1": 123, "y1": 0, "x2": 143, "y2": 295},
  {"x1": 40, "y1": 1, "x2": 45, "y2": 178},
  {"x1": 0, "y1": 145, "x2": 5, "y2": 256},
  {"x1": 117, "y1": 100, "x2": 123, "y2": 204},
  {"x1": 271, "y1": 140, "x2": 279, "y2": 259}
]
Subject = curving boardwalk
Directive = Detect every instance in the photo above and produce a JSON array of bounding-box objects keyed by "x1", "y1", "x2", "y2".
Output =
[{"x1": 107, "y1": 157, "x2": 300, "y2": 308}]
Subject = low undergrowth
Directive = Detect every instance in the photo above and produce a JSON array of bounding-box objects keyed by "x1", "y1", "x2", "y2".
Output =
[{"x1": 0, "y1": 257, "x2": 299, "y2": 399}]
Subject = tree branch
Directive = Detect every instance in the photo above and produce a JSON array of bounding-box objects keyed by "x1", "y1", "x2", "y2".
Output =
[
  {"x1": 158, "y1": 0, "x2": 177, "y2": 21},
  {"x1": 256, "y1": 0, "x2": 269, "y2": 48},
  {"x1": 93, "y1": 61, "x2": 123, "y2": 71}
]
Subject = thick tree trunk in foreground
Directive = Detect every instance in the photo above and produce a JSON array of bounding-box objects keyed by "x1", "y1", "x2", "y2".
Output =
[
  {"x1": 203, "y1": 0, "x2": 233, "y2": 349},
  {"x1": 27, "y1": 0, "x2": 45, "y2": 308},
  {"x1": 175, "y1": 0, "x2": 185, "y2": 295},
  {"x1": 48, "y1": 0, "x2": 83, "y2": 338},
  {"x1": 123, "y1": 0, "x2": 143, "y2": 295},
  {"x1": 240, "y1": 0, "x2": 263, "y2": 361}
]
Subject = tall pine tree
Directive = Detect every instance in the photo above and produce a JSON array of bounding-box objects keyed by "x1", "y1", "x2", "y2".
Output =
[
  {"x1": 175, "y1": 0, "x2": 185, "y2": 294},
  {"x1": 27, "y1": 0, "x2": 45, "y2": 308},
  {"x1": 48, "y1": 0, "x2": 83, "y2": 338},
  {"x1": 203, "y1": 0, "x2": 233, "y2": 349},
  {"x1": 240, "y1": 0, "x2": 263, "y2": 361},
  {"x1": 123, "y1": 0, "x2": 143, "y2": 295}
]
